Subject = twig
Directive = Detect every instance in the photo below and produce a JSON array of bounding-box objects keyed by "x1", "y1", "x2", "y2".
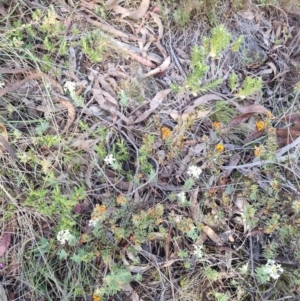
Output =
[
  {"x1": 276, "y1": 136, "x2": 300, "y2": 156},
  {"x1": 222, "y1": 153, "x2": 298, "y2": 170}
]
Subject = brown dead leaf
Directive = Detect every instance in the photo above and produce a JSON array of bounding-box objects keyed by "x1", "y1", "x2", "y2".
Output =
[
  {"x1": 127, "y1": 51, "x2": 156, "y2": 67},
  {"x1": 159, "y1": 259, "x2": 180, "y2": 268},
  {"x1": 270, "y1": 68, "x2": 290, "y2": 82},
  {"x1": 201, "y1": 224, "x2": 223, "y2": 245},
  {"x1": 170, "y1": 94, "x2": 216, "y2": 120},
  {"x1": 190, "y1": 186, "x2": 201, "y2": 223},
  {"x1": 237, "y1": 10, "x2": 255, "y2": 20},
  {"x1": 0, "y1": 67, "x2": 31, "y2": 74},
  {"x1": 85, "y1": 17, "x2": 140, "y2": 42},
  {"x1": 266, "y1": 62, "x2": 277, "y2": 78},
  {"x1": 130, "y1": 0, "x2": 150, "y2": 19},
  {"x1": 97, "y1": 74, "x2": 117, "y2": 98},
  {"x1": 111, "y1": 0, "x2": 149, "y2": 20},
  {"x1": 80, "y1": 0, "x2": 95, "y2": 10},
  {"x1": 0, "y1": 123, "x2": 8, "y2": 141},
  {"x1": 235, "y1": 197, "x2": 249, "y2": 233},
  {"x1": 0, "y1": 72, "x2": 42, "y2": 98},
  {"x1": 184, "y1": 94, "x2": 223, "y2": 114},
  {"x1": 91, "y1": 88, "x2": 118, "y2": 107},
  {"x1": 144, "y1": 56, "x2": 170, "y2": 77},
  {"x1": 71, "y1": 139, "x2": 99, "y2": 150},
  {"x1": 122, "y1": 284, "x2": 144, "y2": 301},
  {"x1": 0, "y1": 223, "x2": 13, "y2": 256},
  {"x1": 281, "y1": 113, "x2": 300, "y2": 131},
  {"x1": 57, "y1": 98, "x2": 76, "y2": 132},
  {"x1": 276, "y1": 128, "x2": 300, "y2": 147},
  {"x1": 222, "y1": 154, "x2": 241, "y2": 178},
  {"x1": 224, "y1": 113, "x2": 254, "y2": 131},
  {"x1": 230, "y1": 101, "x2": 271, "y2": 115},
  {"x1": 85, "y1": 164, "x2": 93, "y2": 189},
  {"x1": 150, "y1": 12, "x2": 163, "y2": 40},
  {"x1": 132, "y1": 89, "x2": 171, "y2": 124},
  {"x1": 93, "y1": 93, "x2": 130, "y2": 123},
  {"x1": 170, "y1": 109, "x2": 210, "y2": 122},
  {"x1": 256, "y1": 68, "x2": 273, "y2": 76},
  {"x1": 128, "y1": 265, "x2": 150, "y2": 273},
  {"x1": 0, "y1": 123, "x2": 17, "y2": 160},
  {"x1": 69, "y1": 46, "x2": 77, "y2": 73},
  {"x1": 244, "y1": 130, "x2": 264, "y2": 144}
]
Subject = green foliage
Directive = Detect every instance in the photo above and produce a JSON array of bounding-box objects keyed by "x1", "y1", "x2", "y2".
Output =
[
  {"x1": 40, "y1": 6, "x2": 62, "y2": 36},
  {"x1": 119, "y1": 90, "x2": 130, "y2": 107},
  {"x1": 185, "y1": 45, "x2": 209, "y2": 93},
  {"x1": 229, "y1": 72, "x2": 238, "y2": 92},
  {"x1": 182, "y1": 25, "x2": 241, "y2": 95},
  {"x1": 132, "y1": 204, "x2": 164, "y2": 243},
  {"x1": 173, "y1": 6, "x2": 190, "y2": 27},
  {"x1": 2, "y1": 3, "x2": 300, "y2": 301},
  {"x1": 243, "y1": 203, "x2": 258, "y2": 228},
  {"x1": 213, "y1": 292, "x2": 229, "y2": 301},
  {"x1": 178, "y1": 249, "x2": 189, "y2": 258},
  {"x1": 208, "y1": 24, "x2": 231, "y2": 58},
  {"x1": 204, "y1": 267, "x2": 219, "y2": 281},
  {"x1": 236, "y1": 76, "x2": 262, "y2": 99},
  {"x1": 113, "y1": 138, "x2": 130, "y2": 162},
  {"x1": 255, "y1": 265, "x2": 271, "y2": 284},
  {"x1": 139, "y1": 134, "x2": 155, "y2": 175},
  {"x1": 97, "y1": 266, "x2": 132, "y2": 297},
  {"x1": 213, "y1": 100, "x2": 235, "y2": 123},
  {"x1": 231, "y1": 35, "x2": 243, "y2": 52},
  {"x1": 183, "y1": 177, "x2": 195, "y2": 191},
  {"x1": 24, "y1": 180, "x2": 85, "y2": 230},
  {"x1": 81, "y1": 30, "x2": 107, "y2": 63},
  {"x1": 71, "y1": 248, "x2": 94, "y2": 263}
]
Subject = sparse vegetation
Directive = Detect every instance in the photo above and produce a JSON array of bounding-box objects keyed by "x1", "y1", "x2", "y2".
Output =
[{"x1": 1, "y1": 0, "x2": 300, "y2": 301}]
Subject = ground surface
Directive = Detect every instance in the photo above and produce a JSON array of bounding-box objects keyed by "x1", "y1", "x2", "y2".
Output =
[{"x1": 1, "y1": 0, "x2": 300, "y2": 300}]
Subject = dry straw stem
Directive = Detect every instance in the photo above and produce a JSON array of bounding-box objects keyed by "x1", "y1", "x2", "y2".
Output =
[{"x1": 222, "y1": 135, "x2": 300, "y2": 172}]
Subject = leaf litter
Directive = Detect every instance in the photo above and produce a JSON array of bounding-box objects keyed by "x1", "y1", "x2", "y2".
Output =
[{"x1": 1, "y1": 1, "x2": 300, "y2": 301}]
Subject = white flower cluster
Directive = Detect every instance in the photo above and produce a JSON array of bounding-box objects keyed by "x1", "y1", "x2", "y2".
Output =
[
  {"x1": 264, "y1": 259, "x2": 283, "y2": 280},
  {"x1": 193, "y1": 244, "x2": 204, "y2": 258},
  {"x1": 104, "y1": 154, "x2": 116, "y2": 165},
  {"x1": 57, "y1": 229, "x2": 73, "y2": 245},
  {"x1": 64, "y1": 81, "x2": 76, "y2": 94},
  {"x1": 88, "y1": 218, "x2": 101, "y2": 227},
  {"x1": 177, "y1": 191, "x2": 187, "y2": 204},
  {"x1": 187, "y1": 165, "x2": 202, "y2": 179}
]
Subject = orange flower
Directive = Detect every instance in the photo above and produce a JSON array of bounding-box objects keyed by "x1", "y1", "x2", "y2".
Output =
[
  {"x1": 212, "y1": 121, "x2": 222, "y2": 130},
  {"x1": 95, "y1": 204, "x2": 106, "y2": 214},
  {"x1": 93, "y1": 294, "x2": 101, "y2": 301},
  {"x1": 264, "y1": 111, "x2": 274, "y2": 119},
  {"x1": 161, "y1": 125, "x2": 172, "y2": 139},
  {"x1": 256, "y1": 120, "x2": 268, "y2": 131},
  {"x1": 116, "y1": 194, "x2": 127, "y2": 205},
  {"x1": 254, "y1": 145, "x2": 265, "y2": 157},
  {"x1": 215, "y1": 143, "x2": 225, "y2": 152}
]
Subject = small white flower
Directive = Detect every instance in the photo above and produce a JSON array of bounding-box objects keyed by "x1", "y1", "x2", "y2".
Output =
[
  {"x1": 0, "y1": 82, "x2": 5, "y2": 89},
  {"x1": 193, "y1": 244, "x2": 203, "y2": 258},
  {"x1": 64, "y1": 81, "x2": 76, "y2": 94},
  {"x1": 88, "y1": 218, "x2": 101, "y2": 227},
  {"x1": 187, "y1": 165, "x2": 202, "y2": 179},
  {"x1": 177, "y1": 191, "x2": 187, "y2": 204},
  {"x1": 104, "y1": 154, "x2": 116, "y2": 166},
  {"x1": 57, "y1": 229, "x2": 73, "y2": 245},
  {"x1": 265, "y1": 259, "x2": 283, "y2": 280}
]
